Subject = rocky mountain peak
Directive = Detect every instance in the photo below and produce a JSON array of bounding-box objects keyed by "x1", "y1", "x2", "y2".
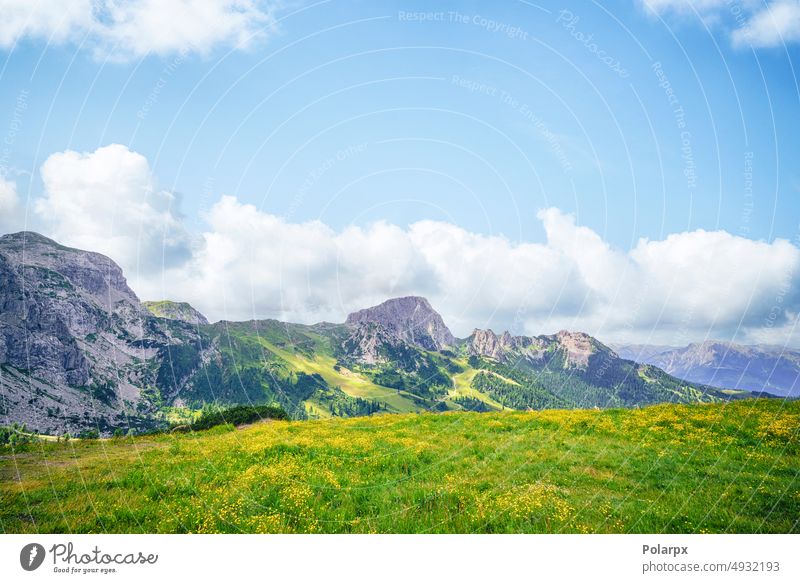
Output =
[
  {"x1": 468, "y1": 328, "x2": 615, "y2": 368},
  {"x1": 470, "y1": 329, "x2": 549, "y2": 361},
  {"x1": 340, "y1": 321, "x2": 402, "y2": 365},
  {"x1": 345, "y1": 296, "x2": 455, "y2": 351},
  {"x1": 468, "y1": 329, "x2": 508, "y2": 360},
  {"x1": 144, "y1": 300, "x2": 209, "y2": 325},
  {"x1": 0, "y1": 231, "x2": 141, "y2": 312},
  {"x1": 552, "y1": 330, "x2": 615, "y2": 368},
  {"x1": 0, "y1": 231, "x2": 187, "y2": 435}
]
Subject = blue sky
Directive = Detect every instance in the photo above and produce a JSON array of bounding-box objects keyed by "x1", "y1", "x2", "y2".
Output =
[
  {"x1": 1, "y1": 0, "x2": 798, "y2": 244},
  {"x1": 1, "y1": 0, "x2": 799, "y2": 345}
]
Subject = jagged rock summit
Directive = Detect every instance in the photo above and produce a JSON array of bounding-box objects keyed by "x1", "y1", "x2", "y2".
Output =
[
  {"x1": 0, "y1": 231, "x2": 198, "y2": 435},
  {"x1": 144, "y1": 300, "x2": 209, "y2": 325},
  {"x1": 345, "y1": 296, "x2": 455, "y2": 351},
  {"x1": 467, "y1": 327, "x2": 617, "y2": 369},
  {"x1": 468, "y1": 328, "x2": 521, "y2": 360},
  {"x1": 0, "y1": 231, "x2": 142, "y2": 311}
]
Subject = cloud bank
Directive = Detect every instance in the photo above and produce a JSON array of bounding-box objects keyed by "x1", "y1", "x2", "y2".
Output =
[
  {"x1": 642, "y1": 0, "x2": 800, "y2": 48},
  {"x1": 0, "y1": 0, "x2": 278, "y2": 60},
  {"x1": 732, "y1": 0, "x2": 800, "y2": 47},
  {"x1": 35, "y1": 144, "x2": 192, "y2": 275},
  {"x1": 0, "y1": 175, "x2": 22, "y2": 232},
  {"x1": 23, "y1": 143, "x2": 800, "y2": 347}
]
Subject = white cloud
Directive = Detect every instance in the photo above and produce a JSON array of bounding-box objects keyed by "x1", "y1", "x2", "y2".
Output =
[
  {"x1": 642, "y1": 0, "x2": 800, "y2": 48},
  {"x1": 0, "y1": 175, "x2": 19, "y2": 215},
  {"x1": 0, "y1": 0, "x2": 278, "y2": 60},
  {"x1": 0, "y1": 0, "x2": 93, "y2": 48},
  {"x1": 403, "y1": 216, "x2": 592, "y2": 333},
  {"x1": 642, "y1": 0, "x2": 730, "y2": 14},
  {"x1": 27, "y1": 144, "x2": 800, "y2": 346},
  {"x1": 136, "y1": 196, "x2": 800, "y2": 347},
  {"x1": 0, "y1": 175, "x2": 23, "y2": 231},
  {"x1": 154, "y1": 196, "x2": 439, "y2": 324},
  {"x1": 35, "y1": 144, "x2": 191, "y2": 280},
  {"x1": 732, "y1": 0, "x2": 800, "y2": 47}
]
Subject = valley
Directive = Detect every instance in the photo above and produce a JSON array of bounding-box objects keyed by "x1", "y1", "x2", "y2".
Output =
[{"x1": 0, "y1": 231, "x2": 779, "y2": 438}]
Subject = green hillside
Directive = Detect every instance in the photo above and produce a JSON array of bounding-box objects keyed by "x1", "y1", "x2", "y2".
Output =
[
  {"x1": 0, "y1": 242, "x2": 749, "y2": 437},
  {"x1": 152, "y1": 318, "x2": 738, "y2": 425},
  {"x1": 171, "y1": 320, "x2": 425, "y2": 418},
  {"x1": 2, "y1": 399, "x2": 797, "y2": 533}
]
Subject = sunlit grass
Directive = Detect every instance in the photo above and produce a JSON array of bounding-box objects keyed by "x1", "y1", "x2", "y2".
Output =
[
  {"x1": 259, "y1": 337, "x2": 422, "y2": 413},
  {"x1": 1, "y1": 399, "x2": 798, "y2": 533},
  {"x1": 450, "y1": 365, "x2": 505, "y2": 410}
]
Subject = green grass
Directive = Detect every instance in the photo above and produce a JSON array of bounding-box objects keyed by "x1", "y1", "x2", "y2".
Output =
[
  {"x1": 257, "y1": 337, "x2": 423, "y2": 413},
  {"x1": 450, "y1": 366, "x2": 505, "y2": 410},
  {"x1": 1, "y1": 399, "x2": 798, "y2": 533}
]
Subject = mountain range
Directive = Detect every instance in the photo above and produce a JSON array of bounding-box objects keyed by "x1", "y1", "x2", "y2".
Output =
[
  {"x1": 613, "y1": 342, "x2": 800, "y2": 397},
  {"x1": 0, "y1": 231, "x2": 773, "y2": 436}
]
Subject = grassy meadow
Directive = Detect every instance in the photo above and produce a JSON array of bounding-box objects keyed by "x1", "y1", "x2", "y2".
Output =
[{"x1": 1, "y1": 399, "x2": 798, "y2": 534}]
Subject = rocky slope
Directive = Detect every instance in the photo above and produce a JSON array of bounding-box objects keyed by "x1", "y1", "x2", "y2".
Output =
[
  {"x1": 345, "y1": 296, "x2": 455, "y2": 351},
  {"x1": 0, "y1": 232, "x2": 200, "y2": 435},
  {"x1": 466, "y1": 328, "x2": 609, "y2": 368},
  {"x1": 613, "y1": 341, "x2": 800, "y2": 397},
  {"x1": 0, "y1": 232, "x2": 764, "y2": 435},
  {"x1": 462, "y1": 326, "x2": 730, "y2": 408},
  {"x1": 144, "y1": 300, "x2": 209, "y2": 325},
  {"x1": 340, "y1": 321, "x2": 407, "y2": 365}
]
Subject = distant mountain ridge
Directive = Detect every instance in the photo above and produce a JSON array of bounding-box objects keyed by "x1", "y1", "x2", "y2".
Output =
[
  {"x1": 613, "y1": 341, "x2": 800, "y2": 397},
  {"x1": 0, "y1": 231, "x2": 762, "y2": 436},
  {"x1": 467, "y1": 328, "x2": 612, "y2": 368}
]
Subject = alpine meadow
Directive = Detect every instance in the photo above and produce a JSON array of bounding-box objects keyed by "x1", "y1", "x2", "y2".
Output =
[
  {"x1": 0, "y1": 232, "x2": 798, "y2": 534},
  {"x1": 1, "y1": 0, "x2": 800, "y2": 548}
]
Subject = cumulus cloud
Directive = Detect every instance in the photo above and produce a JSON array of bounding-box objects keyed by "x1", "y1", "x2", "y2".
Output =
[
  {"x1": 27, "y1": 144, "x2": 800, "y2": 346},
  {"x1": 0, "y1": 0, "x2": 278, "y2": 60},
  {"x1": 0, "y1": 175, "x2": 23, "y2": 231},
  {"x1": 0, "y1": 0, "x2": 93, "y2": 48},
  {"x1": 0, "y1": 175, "x2": 19, "y2": 215},
  {"x1": 34, "y1": 144, "x2": 192, "y2": 280},
  {"x1": 132, "y1": 196, "x2": 800, "y2": 347},
  {"x1": 642, "y1": 0, "x2": 800, "y2": 48},
  {"x1": 642, "y1": 0, "x2": 729, "y2": 14},
  {"x1": 153, "y1": 196, "x2": 440, "y2": 324},
  {"x1": 732, "y1": 0, "x2": 800, "y2": 47}
]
